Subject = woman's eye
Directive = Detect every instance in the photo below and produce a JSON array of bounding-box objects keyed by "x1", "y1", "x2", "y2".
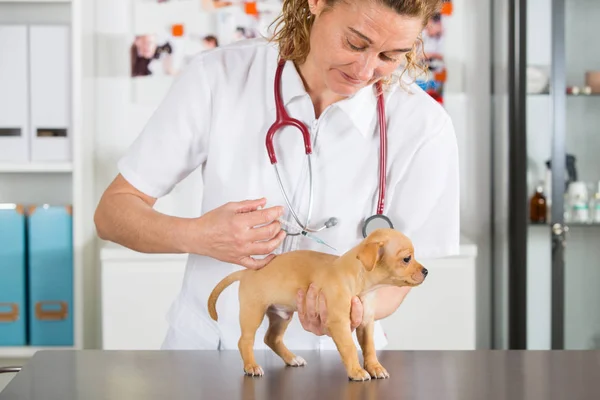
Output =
[
  {"x1": 403, "y1": 256, "x2": 412, "y2": 263},
  {"x1": 346, "y1": 39, "x2": 365, "y2": 51},
  {"x1": 380, "y1": 54, "x2": 398, "y2": 63}
]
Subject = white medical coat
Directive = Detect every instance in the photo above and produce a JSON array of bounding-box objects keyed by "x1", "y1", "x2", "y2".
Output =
[{"x1": 117, "y1": 38, "x2": 460, "y2": 351}]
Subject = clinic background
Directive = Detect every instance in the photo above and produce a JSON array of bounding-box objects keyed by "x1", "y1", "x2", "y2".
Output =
[
  {"x1": 4, "y1": 0, "x2": 599, "y2": 381},
  {"x1": 0, "y1": 0, "x2": 488, "y2": 358}
]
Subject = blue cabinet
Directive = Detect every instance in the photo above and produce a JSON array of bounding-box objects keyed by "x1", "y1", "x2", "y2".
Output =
[
  {"x1": 0, "y1": 205, "x2": 27, "y2": 346},
  {"x1": 27, "y1": 205, "x2": 73, "y2": 346}
]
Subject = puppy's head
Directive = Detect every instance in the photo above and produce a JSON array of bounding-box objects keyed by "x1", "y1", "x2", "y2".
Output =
[{"x1": 355, "y1": 228, "x2": 427, "y2": 287}]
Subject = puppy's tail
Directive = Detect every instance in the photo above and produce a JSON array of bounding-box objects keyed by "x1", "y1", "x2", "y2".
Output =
[{"x1": 207, "y1": 270, "x2": 246, "y2": 321}]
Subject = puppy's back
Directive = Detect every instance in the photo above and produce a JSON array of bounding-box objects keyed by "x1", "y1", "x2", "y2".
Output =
[
  {"x1": 240, "y1": 250, "x2": 339, "y2": 306},
  {"x1": 260, "y1": 250, "x2": 338, "y2": 275}
]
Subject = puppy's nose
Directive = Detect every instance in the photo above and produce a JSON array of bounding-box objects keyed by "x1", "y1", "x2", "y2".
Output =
[{"x1": 422, "y1": 267, "x2": 428, "y2": 277}]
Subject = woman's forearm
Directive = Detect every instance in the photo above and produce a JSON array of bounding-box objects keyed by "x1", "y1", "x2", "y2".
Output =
[
  {"x1": 374, "y1": 286, "x2": 412, "y2": 320},
  {"x1": 94, "y1": 190, "x2": 192, "y2": 255}
]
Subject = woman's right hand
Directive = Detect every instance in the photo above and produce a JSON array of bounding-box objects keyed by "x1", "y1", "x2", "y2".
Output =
[{"x1": 187, "y1": 198, "x2": 287, "y2": 269}]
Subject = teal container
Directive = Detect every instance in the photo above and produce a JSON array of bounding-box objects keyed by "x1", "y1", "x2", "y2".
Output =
[
  {"x1": 0, "y1": 204, "x2": 27, "y2": 346},
  {"x1": 27, "y1": 205, "x2": 73, "y2": 346}
]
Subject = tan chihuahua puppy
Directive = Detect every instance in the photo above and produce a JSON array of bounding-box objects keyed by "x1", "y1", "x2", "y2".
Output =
[{"x1": 207, "y1": 228, "x2": 428, "y2": 381}]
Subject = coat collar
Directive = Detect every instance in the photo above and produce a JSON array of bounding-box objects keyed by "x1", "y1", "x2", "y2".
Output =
[{"x1": 265, "y1": 50, "x2": 386, "y2": 138}]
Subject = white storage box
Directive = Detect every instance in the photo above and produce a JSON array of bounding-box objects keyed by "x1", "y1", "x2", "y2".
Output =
[
  {"x1": 29, "y1": 25, "x2": 71, "y2": 162},
  {"x1": 0, "y1": 25, "x2": 29, "y2": 163}
]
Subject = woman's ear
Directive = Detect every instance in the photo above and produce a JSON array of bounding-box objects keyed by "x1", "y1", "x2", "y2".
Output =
[
  {"x1": 356, "y1": 241, "x2": 384, "y2": 271},
  {"x1": 308, "y1": 0, "x2": 327, "y2": 16}
]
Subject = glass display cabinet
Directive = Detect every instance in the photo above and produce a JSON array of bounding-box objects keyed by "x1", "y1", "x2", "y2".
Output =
[{"x1": 492, "y1": 0, "x2": 600, "y2": 349}]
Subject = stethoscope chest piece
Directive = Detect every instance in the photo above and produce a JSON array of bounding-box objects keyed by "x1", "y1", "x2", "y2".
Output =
[{"x1": 362, "y1": 214, "x2": 394, "y2": 238}]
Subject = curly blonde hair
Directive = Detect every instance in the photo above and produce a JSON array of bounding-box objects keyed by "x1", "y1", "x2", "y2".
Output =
[{"x1": 268, "y1": 0, "x2": 442, "y2": 89}]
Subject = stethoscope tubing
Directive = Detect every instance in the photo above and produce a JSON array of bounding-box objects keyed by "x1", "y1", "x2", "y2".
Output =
[
  {"x1": 272, "y1": 154, "x2": 323, "y2": 235},
  {"x1": 267, "y1": 58, "x2": 388, "y2": 235},
  {"x1": 375, "y1": 81, "x2": 387, "y2": 215}
]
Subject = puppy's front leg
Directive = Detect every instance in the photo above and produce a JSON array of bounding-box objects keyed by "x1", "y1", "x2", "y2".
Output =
[
  {"x1": 327, "y1": 317, "x2": 370, "y2": 381},
  {"x1": 356, "y1": 294, "x2": 389, "y2": 379},
  {"x1": 356, "y1": 319, "x2": 389, "y2": 379}
]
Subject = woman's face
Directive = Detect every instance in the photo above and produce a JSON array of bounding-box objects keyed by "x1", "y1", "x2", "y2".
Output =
[{"x1": 307, "y1": 0, "x2": 424, "y2": 96}]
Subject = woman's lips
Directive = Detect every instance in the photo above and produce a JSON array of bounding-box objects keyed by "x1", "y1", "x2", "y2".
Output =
[{"x1": 338, "y1": 70, "x2": 363, "y2": 85}]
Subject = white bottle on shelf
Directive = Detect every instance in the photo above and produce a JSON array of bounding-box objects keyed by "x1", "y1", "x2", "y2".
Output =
[
  {"x1": 592, "y1": 181, "x2": 600, "y2": 224},
  {"x1": 568, "y1": 182, "x2": 589, "y2": 223}
]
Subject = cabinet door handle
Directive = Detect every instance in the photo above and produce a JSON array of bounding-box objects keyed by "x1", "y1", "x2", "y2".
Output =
[
  {"x1": 0, "y1": 303, "x2": 19, "y2": 322},
  {"x1": 552, "y1": 223, "x2": 563, "y2": 235},
  {"x1": 35, "y1": 301, "x2": 68, "y2": 321},
  {"x1": 552, "y1": 223, "x2": 569, "y2": 248}
]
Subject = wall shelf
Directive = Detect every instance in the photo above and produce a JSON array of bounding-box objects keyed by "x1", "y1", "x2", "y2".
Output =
[
  {"x1": 0, "y1": 163, "x2": 72, "y2": 173},
  {"x1": 0, "y1": 0, "x2": 95, "y2": 357}
]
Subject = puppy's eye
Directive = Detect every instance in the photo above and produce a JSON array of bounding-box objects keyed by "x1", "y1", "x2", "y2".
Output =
[{"x1": 403, "y1": 255, "x2": 412, "y2": 263}]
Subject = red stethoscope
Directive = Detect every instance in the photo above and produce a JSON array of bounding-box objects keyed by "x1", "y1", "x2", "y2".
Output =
[{"x1": 265, "y1": 59, "x2": 393, "y2": 239}]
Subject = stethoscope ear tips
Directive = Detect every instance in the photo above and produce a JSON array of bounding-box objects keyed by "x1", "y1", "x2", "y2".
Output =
[{"x1": 325, "y1": 217, "x2": 339, "y2": 228}]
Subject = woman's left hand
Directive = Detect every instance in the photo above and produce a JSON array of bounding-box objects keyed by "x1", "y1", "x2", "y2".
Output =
[{"x1": 296, "y1": 284, "x2": 363, "y2": 336}]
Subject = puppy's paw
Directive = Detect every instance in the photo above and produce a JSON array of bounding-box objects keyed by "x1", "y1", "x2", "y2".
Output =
[
  {"x1": 348, "y1": 367, "x2": 371, "y2": 381},
  {"x1": 365, "y1": 363, "x2": 389, "y2": 379},
  {"x1": 244, "y1": 364, "x2": 264, "y2": 377},
  {"x1": 286, "y1": 355, "x2": 307, "y2": 367}
]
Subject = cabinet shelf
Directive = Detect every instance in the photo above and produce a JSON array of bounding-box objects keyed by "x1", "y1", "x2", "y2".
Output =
[
  {"x1": 530, "y1": 222, "x2": 600, "y2": 228},
  {"x1": 0, "y1": 162, "x2": 72, "y2": 173},
  {"x1": 529, "y1": 92, "x2": 600, "y2": 97},
  {"x1": 0, "y1": 346, "x2": 75, "y2": 358}
]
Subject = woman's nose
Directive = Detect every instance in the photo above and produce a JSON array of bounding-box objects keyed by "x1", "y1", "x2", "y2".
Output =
[{"x1": 354, "y1": 54, "x2": 382, "y2": 82}]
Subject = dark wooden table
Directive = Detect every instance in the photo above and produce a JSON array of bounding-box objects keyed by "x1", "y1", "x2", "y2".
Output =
[{"x1": 1, "y1": 350, "x2": 600, "y2": 399}]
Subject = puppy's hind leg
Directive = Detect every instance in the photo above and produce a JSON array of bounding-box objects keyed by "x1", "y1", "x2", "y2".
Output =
[
  {"x1": 264, "y1": 310, "x2": 306, "y2": 367},
  {"x1": 238, "y1": 301, "x2": 267, "y2": 377}
]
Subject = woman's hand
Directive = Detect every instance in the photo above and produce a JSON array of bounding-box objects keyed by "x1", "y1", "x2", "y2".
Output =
[
  {"x1": 187, "y1": 197, "x2": 286, "y2": 269},
  {"x1": 296, "y1": 284, "x2": 363, "y2": 336}
]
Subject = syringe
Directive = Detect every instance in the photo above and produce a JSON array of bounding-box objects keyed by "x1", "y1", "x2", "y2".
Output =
[{"x1": 278, "y1": 218, "x2": 338, "y2": 253}]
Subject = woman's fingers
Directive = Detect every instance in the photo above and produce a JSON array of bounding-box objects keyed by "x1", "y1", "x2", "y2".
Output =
[
  {"x1": 238, "y1": 254, "x2": 277, "y2": 270},
  {"x1": 297, "y1": 285, "x2": 326, "y2": 336},
  {"x1": 305, "y1": 284, "x2": 319, "y2": 320},
  {"x1": 230, "y1": 198, "x2": 268, "y2": 214},
  {"x1": 248, "y1": 230, "x2": 286, "y2": 256},
  {"x1": 247, "y1": 219, "x2": 283, "y2": 242},
  {"x1": 319, "y1": 293, "x2": 329, "y2": 336},
  {"x1": 350, "y1": 297, "x2": 363, "y2": 331},
  {"x1": 243, "y1": 205, "x2": 284, "y2": 227}
]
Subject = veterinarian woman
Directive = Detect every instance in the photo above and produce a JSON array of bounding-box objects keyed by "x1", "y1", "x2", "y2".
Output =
[{"x1": 94, "y1": 0, "x2": 460, "y2": 351}]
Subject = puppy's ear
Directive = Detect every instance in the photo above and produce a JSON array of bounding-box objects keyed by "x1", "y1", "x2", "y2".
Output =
[{"x1": 356, "y1": 241, "x2": 384, "y2": 271}]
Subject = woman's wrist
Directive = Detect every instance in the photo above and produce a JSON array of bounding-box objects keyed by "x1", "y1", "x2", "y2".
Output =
[{"x1": 174, "y1": 216, "x2": 205, "y2": 255}]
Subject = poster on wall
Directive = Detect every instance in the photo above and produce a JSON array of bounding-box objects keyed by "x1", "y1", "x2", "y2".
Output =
[
  {"x1": 130, "y1": 0, "x2": 282, "y2": 76},
  {"x1": 130, "y1": 0, "x2": 282, "y2": 104},
  {"x1": 414, "y1": 0, "x2": 452, "y2": 105},
  {"x1": 212, "y1": 0, "x2": 282, "y2": 46},
  {"x1": 131, "y1": 0, "x2": 212, "y2": 79},
  {"x1": 130, "y1": 32, "x2": 177, "y2": 78},
  {"x1": 131, "y1": 0, "x2": 215, "y2": 104}
]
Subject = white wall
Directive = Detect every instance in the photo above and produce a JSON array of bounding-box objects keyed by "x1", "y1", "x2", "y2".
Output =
[
  {"x1": 90, "y1": 0, "x2": 493, "y2": 349},
  {"x1": 442, "y1": 0, "x2": 492, "y2": 348}
]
